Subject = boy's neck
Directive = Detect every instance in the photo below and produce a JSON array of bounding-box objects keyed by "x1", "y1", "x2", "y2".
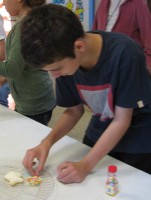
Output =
[{"x1": 80, "y1": 33, "x2": 103, "y2": 71}]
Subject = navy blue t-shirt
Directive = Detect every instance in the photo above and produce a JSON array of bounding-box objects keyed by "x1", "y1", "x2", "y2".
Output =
[{"x1": 56, "y1": 31, "x2": 151, "y2": 153}]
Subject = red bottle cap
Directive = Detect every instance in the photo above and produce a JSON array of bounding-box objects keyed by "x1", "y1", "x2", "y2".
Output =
[{"x1": 108, "y1": 165, "x2": 117, "y2": 173}]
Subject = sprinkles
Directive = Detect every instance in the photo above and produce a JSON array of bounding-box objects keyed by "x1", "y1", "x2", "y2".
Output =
[{"x1": 27, "y1": 176, "x2": 42, "y2": 186}]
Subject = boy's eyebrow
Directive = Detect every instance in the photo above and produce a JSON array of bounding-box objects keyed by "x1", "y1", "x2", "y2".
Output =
[{"x1": 44, "y1": 66, "x2": 61, "y2": 71}]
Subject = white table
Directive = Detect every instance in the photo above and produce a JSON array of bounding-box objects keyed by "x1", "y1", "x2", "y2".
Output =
[{"x1": 0, "y1": 105, "x2": 151, "y2": 200}]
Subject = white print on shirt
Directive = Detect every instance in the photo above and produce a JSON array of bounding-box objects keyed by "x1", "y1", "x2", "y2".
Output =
[
  {"x1": 76, "y1": 84, "x2": 114, "y2": 121},
  {"x1": 137, "y1": 100, "x2": 144, "y2": 108}
]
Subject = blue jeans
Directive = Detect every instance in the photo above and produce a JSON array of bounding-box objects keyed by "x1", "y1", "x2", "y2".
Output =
[{"x1": 0, "y1": 83, "x2": 10, "y2": 107}]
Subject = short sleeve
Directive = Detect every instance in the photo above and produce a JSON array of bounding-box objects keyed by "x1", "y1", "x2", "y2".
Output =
[
  {"x1": 115, "y1": 49, "x2": 151, "y2": 108},
  {"x1": 56, "y1": 76, "x2": 82, "y2": 107}
]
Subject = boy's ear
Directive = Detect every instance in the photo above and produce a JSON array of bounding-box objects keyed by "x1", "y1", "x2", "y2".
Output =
[{"x1": 74, "y1": 39, "x2": 85, "y2": 52}]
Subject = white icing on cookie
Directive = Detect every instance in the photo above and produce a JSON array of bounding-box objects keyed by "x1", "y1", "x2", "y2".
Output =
[{"x1": 4, "y1": 171, "x2": 24, "y2": 186}]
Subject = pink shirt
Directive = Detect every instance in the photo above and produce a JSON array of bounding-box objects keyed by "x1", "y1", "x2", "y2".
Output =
[{"x1": 93, "y1": 0, "x2": 151, "y2": 70}]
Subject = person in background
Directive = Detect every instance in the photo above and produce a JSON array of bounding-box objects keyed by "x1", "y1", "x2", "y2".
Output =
[
  {"x1": 93, "y1": 0, "x2": 151, "y2": 75},
  {"x1": 0, "y1": 0, "x2": 55, "y2": 125},
  {"x1": 20, "y1": 4, "x2": 151, "y2": 184},
  {"x1": 148, "y1": 0, "x2": 151, "y2": 13},
  {"x1": 0, "y1": 14, "x2": 5, "y2": 60},
  {"x1": 0, "y1": 13, "x2": 10, "y2": 107}
]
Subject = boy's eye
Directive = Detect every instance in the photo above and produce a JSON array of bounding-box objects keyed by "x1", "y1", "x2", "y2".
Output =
[{"x1": 51, "y1": 67, "x2": 60, "y2": 72}]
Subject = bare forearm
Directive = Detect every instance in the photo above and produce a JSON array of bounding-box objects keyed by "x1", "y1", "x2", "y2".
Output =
[
  {"x1": 82, "y1": 107, "x2": 133, "y2": 172},
  {"x1": 41, "y1": 104, "x2": 84, "y2": 147}
]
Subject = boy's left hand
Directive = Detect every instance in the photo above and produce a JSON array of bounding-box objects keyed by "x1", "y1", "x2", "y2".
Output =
[{"x1": 57, "y1": 161, "x2": 89, "y2": 184}]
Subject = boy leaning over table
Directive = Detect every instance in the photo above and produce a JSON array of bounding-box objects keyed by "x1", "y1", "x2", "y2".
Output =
[{"x1": 20, "y1": 4, "x2": 151, "y2": 184}]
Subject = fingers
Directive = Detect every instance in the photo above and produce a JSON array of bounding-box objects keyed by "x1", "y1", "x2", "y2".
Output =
[
  {"x1": 57, "y1": 166, "x2": 77, "y2": 184},
  {"x1": 35, "y1": 156, "x2": 46, "y2": 175},
  {"x1": 22, "y1": 150, "x2": 37, "y2": 176},
  {"x1": 57, "y1": 162, "x2": 84, "y2": 184},
  {"x1": 22, "y1": 145, "x2": 48, "y2": 176},
  {"x1": 57, "y1": 169, "x2": 75, "y2": 184},
  {"x1": 22, "y1": 149, "x2": 43, "y2": 176}
]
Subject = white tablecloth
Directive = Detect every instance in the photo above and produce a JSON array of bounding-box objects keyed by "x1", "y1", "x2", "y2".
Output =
[{"x1": 0, "y1": 105, "x2": 151, "y2": 200}]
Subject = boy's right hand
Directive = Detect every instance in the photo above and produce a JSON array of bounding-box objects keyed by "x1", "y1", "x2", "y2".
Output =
[{"x1": 22, "y1": 142, "x2": 50, "y2": 176}]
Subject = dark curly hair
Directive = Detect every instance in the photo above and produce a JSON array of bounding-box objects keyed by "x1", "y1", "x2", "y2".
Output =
[
  {"x1": 24, "y1": 0, "x2": 45, "y2": 8},
  {"x1": 21, "y1": 4, "x2": 85, "y2": 68}
]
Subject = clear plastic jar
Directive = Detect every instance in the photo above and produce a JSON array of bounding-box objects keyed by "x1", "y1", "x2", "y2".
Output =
[{"x1": 105, "y1": 165, "x2": 118, "y2": 196}]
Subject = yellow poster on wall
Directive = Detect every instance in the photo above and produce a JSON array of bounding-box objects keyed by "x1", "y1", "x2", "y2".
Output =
[{"x1": 46, "y1": 0, "x2": 94, "y2": 31}]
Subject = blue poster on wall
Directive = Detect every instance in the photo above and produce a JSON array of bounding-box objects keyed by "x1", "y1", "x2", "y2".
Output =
[{"x1": 46, "y1": 0, "x2": 94, "y2": 31}]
